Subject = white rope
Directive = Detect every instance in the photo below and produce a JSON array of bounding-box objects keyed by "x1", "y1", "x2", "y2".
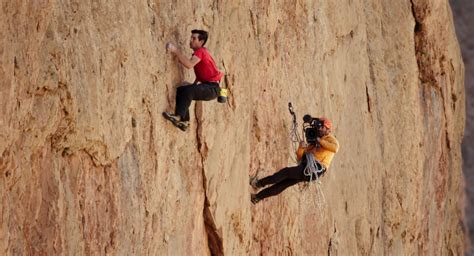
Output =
[
  {"x1": 303, "y1": 152, "x2": 324, "y2": 180},
  {"x1": 281, "y1": 44, "x2": 293, "y2": 100},
  {"x1": 281, "y1": 32, "x2": 325, "y2": 212},
  {"x1": 303, "y1": 152, "x2": 326, "y2": 211},
  {"x1": 281, "y1": 29, "x2": 305, "y2": 166},
  {"x1": 286, "y1": 103, "x2": 326, "y2": 212},
  {"x1": 288, "y1": 113, "x2": 301, "y2": 164}
]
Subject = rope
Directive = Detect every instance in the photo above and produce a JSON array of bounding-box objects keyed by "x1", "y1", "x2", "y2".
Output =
[
  {"x1": 288, "y1": 103, "x2": 301, "y2": 164},
  {"x1": 281, "y1": 42, "x2": 293, "y2": 100},
  {"x1": 303, "y1": 152, "x2": 327, "y2": 212},
  {"x1": 281, "y1": 19, "x2": 326, "y2": 214},
  {"x1": 287, "y1": 103, "x2": 326, "y2": 213}
]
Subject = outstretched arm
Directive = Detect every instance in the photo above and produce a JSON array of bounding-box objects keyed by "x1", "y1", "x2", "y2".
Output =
[{"x1": 166, "y1": 43, "x2": 201, "y2": 69}]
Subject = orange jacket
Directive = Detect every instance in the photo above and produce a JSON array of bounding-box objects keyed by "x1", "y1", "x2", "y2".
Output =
[{"x1": 296, "y1": 134, "x2": 339, "y2": 169}]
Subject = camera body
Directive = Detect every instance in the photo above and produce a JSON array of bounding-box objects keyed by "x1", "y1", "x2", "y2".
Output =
[{"x1": 303, "y1": 114, "x2": 324, "y2": 144}]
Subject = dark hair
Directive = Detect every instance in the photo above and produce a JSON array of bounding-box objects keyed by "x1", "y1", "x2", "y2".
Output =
[{"x1": 191, "y1": 29, "x2": 208, "y2": 46}]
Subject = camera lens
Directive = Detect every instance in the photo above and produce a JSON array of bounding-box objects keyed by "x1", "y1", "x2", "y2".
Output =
[{"x1": 305, "y1": 127, "x2": 318, "y2": 144}]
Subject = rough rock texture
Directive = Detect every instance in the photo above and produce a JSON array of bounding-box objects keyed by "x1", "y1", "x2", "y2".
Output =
[
  {"x1": 450, "y1": 0, "x2": 474, "y2": 253},
  {"x1": 0, "y1": 0, "x2": 465, "y2": 255}
]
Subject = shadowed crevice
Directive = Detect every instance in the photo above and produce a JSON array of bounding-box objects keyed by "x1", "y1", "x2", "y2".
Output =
[{"x1": 195, "y1": 106, "x2": 224, "y2": 256}]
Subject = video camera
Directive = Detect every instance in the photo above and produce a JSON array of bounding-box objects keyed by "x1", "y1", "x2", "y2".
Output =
[{"x1": 303, "y1": 114, "x2": 325, "y2": 144}]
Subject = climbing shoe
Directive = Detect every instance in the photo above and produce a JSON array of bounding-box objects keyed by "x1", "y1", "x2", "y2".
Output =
[
  {"x1": 250, "y1": 194, "x2": 260, "y2": 204},
  {"x1": 175, "y1": 120, "x2": 189, "y2": 132},
  {"x1": 163, "y1": 112, "x2": 189, "y2": 131},
  {"x1": 249, "y1": 176, "x2": 260, "y2": 190},
  {"x1": 162, "y1": 112, "x2": 180, "y2": 122}
]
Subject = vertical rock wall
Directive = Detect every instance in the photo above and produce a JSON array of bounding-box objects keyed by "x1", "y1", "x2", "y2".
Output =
[
  {"x1": 0, "y1": 0, "x2": 465, "y2": 255},
  {"x1": 450, "y1": 0, "x2": 474, "y2": 252}
]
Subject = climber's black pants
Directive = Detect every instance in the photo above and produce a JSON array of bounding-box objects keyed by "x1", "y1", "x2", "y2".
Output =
[
  {"x1": 175, "y1": 82, "x2": 220, "y2": 121},
  {"x1": 256, "y1": 162, "x2": 325, "y2": 200}
]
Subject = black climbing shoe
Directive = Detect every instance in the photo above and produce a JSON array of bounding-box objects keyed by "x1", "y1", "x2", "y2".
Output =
[
  {"x1": 249, "y1": 176, "x2": 260, "y2": 190},
  {"x1": 175, "y1": 120, "x2": 189, "y2": 132},
  {"x1": 251, "y1": 194, "x2": 260, "y2": 204},
  {"x1": 163, "y1": 112, "x2": 180, "y2": 122},
  {"x1": 163, "y1": 112, "x2": 189, "y2": 131}
]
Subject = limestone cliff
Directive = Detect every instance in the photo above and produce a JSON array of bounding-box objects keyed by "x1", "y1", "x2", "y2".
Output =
[{"x1": 0, "y1": 0, "x2": 465, "y2": 255}]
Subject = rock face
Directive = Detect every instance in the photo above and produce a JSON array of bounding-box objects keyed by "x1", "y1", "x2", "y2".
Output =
[
  {"x1": 450, "y1": 0, "x2": 474, "y2": 251},
  {"x1": 0, "y1": 0, "x2": 465, "y2": 255}
]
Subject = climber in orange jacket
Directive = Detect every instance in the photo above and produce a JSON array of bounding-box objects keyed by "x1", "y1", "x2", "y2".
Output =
[{"x1": 250, "y1": 117, "x2": 339, "y2": 204}]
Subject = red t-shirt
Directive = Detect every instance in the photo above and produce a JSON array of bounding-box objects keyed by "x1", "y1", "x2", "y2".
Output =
[{"x1": 192, "y1": 47, "x2": 223, "y2": 82}]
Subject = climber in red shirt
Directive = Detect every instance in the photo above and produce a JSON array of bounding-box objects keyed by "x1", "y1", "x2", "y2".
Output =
[{"x1": 163, "y1": 29, "x2": 223, "y2": 131}]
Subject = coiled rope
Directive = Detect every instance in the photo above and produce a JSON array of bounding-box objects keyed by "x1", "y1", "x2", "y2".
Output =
[{"x1": 303, "y1": 152, "x2": 326, "y2": 210}]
